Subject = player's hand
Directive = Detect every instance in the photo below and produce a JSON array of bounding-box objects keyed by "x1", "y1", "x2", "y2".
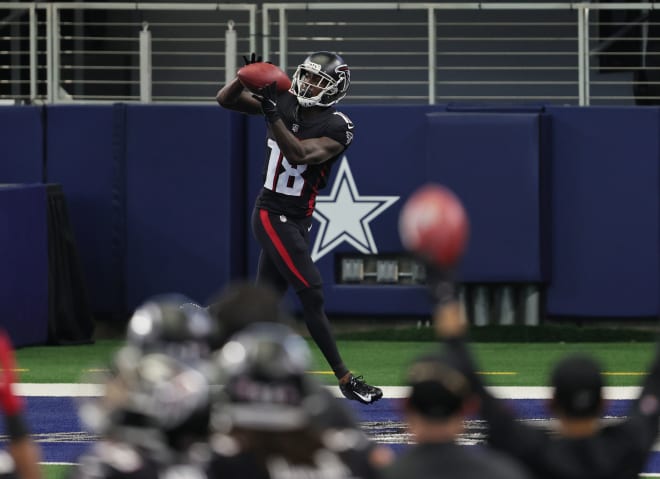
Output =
[
  {"x1": 433, "y1": 300, "x2": 467, "y2": 339},
  {"x1": 242, "y1": 52, "x2": 263, "y2": 65},
  {"x1": 242, "y1": 53, "x2": 273, "y2": 66},
  {"x1": 0, "y1": 331, "x2": 23, "y2": 416},
  {"x1": 253, "y1": 81, "x2": 280, "y2": 123}
]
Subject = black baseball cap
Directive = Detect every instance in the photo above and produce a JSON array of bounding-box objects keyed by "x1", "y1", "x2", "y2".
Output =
[
  {"x1": 551, "y1": 354, "x2": 603, "y2": 418},
  {"x1": 405, "y1": 352, "x2": 472, "y2": 419}
]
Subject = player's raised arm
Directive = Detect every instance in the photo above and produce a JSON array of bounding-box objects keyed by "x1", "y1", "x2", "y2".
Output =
[
  {"x1": 0, "y1": 331, "x2": 42, "y2": 479},
  {"x1": 398, "y1": 183, "x2": 476, "y2": 372},
  {"x1": 622, "y1": 339, "x2": 660, "y2": 453},
  {"x1": 216, "y1": 52, "x2": 268, "y2": 115}
]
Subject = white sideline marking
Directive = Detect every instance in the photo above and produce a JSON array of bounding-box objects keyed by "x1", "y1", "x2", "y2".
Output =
[
  {"x1": 16, "y1": 384, "x2": 103, "y2": 397},
  {"x1": 16, "y1": 384, "x2": 643, "y2": 400},
  {"x1": 328, "y1": 386, "x2": 642, "y2": 400}
]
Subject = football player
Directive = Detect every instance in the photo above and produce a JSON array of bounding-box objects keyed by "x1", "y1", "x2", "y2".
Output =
[
  {"x1": 216, "y1": 52, "x2": 382, "y2": 405},
  {"x1": 208, "y1": 321, "x2": 385, "y2": 479},
  {"x1": 70, "y1": 295, "x2": 218, "y2": 479}
]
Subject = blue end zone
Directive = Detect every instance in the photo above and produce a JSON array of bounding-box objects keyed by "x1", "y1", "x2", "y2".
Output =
[{"x1": 16, "y1": 396, "x2": 657, "y2": 474}]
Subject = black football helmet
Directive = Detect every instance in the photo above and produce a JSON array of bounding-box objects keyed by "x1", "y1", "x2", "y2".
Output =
[
  {"x1": 289, "y1": 51, "x2": 350, "y2": 107},
  {"x1": 78, "y1": 346, "x2": 212, "y2": 445},
  {"x1": 211, "y1": 322, "x2": 320, "y2": 432},
  {"x1": 126, "y1": 294, "x2": 219, "y2": 362}
]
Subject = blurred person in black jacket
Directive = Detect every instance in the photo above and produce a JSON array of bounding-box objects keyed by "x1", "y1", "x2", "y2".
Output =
[
  {"x1": 434, "y1": 297, "x2": 660, "y2": 479},
  {"x1": 399, "y1": 181, "x2": 660, "y2": 479},
  {"x1": 381, "y1": 344, "x2": 531, "y2": 479}
]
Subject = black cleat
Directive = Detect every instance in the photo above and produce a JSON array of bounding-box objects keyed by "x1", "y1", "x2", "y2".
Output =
[{"x1": 339, "y1": 375, "x2": 383, "y2": 405}]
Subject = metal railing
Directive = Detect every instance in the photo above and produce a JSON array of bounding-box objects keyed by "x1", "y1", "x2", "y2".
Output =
[
  {"x1": 1, "y1": 2, "x2": 659, "y2": 105},
  {"x1": 0, "y1": 2, "x2": 256, "y2": 103},
  {"x1": 264, "y1": 2, "x2": 660, "y2": 106}
]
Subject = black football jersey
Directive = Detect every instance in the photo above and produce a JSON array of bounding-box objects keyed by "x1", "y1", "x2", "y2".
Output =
[
  {"x1": 256, "y1": 92, "x2": 355, "y2": 218},
  {"x1": 69, "y1": 441, "x2": 213, "y2": 479},
  {"x1": 209, "y1": 432, "x2": 379, "y2": 479}
]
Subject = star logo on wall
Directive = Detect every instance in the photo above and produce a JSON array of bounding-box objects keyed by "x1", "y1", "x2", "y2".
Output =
[{"x1": 311, "y1": 156, "x2": 399, "y2": 262}]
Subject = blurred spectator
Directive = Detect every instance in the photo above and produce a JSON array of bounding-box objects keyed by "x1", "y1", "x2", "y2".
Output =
[
  {"x1": 381, "y1": 344, "x2": 531, "y2": 479},
  {"x1": 0, "y1": 331, "x2": 42, "y2": 479}
]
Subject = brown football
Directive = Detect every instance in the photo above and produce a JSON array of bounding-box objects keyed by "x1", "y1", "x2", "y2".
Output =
[{"x1": 237, "y1": 62, "x2": 291, "y2": 93}]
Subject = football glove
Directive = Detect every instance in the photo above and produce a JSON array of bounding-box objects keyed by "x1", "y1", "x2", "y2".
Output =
[
  {"x1": 242, "y1": 52, "x2": 263, "y2": 65},
  {"x1": 253, "y1": 81, "x2": 281, "y2": 123}
]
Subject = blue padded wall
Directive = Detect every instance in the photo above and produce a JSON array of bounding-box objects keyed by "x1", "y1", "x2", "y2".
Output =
[
  {"x1": 46, "y1": 105, "x2": 125, "y2": 315},
  {"x1": 246, "y1": 106, "x2": 444, "y2": 315},
  {"x1": 545, "y1": 106, "x2": 660, "y2": 317},
  {"x1": 0, "y1": 106, "x2": 43, "y2": 183},
  {"x1": 0, "y1": 185, "x2": 49, "y2": 346},
  {"x1": 425, "y1": 112, "x2": 546, "y2": 282},
  {"x1": 1, "y1": 104, "x2": 657, "y2": 320},
  {"x1": 124, "y1": 105, "x2": 240, "y2": 310}
]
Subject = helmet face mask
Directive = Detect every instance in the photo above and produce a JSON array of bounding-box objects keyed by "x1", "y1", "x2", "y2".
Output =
[{"x1": 290, "y1": 52, "x2": 350, "y2": 107}]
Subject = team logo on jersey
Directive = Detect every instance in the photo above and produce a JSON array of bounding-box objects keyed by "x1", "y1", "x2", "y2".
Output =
[{"x1": 311, "y1": 156, "x2": 399, "y2": 262}]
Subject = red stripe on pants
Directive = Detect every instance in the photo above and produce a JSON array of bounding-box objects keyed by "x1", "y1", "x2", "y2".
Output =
[{"x1": 259, "y1": 209, "x2": 310, "y2": 288}]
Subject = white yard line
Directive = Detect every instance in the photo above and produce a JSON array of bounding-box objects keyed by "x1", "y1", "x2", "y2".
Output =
[{"x1": 16, "y1": 384, "x2": 643, "y2": 400}]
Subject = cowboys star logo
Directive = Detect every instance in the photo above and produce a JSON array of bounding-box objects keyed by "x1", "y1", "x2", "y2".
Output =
[{"x1": 311, "y1": 156, "x2": 399, "y2": 262}]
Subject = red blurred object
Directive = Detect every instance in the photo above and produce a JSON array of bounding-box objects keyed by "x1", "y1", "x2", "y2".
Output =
[
  {"x1": 0, "y1": 330, "x2": 23, "y2": 416},
  {"x1": 398, "y1": 183, "x2": 470, "y2": 268},
  {"x1": 237, "y1": 62, "x2": 291, "y2": 93}
]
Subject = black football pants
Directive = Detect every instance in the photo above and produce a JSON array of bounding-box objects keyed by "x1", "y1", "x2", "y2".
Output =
[{"x1": 251, "y1": 207, "x2": 349, "y2": 380}]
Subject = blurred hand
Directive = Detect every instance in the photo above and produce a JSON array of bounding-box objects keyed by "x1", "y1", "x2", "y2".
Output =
[
  {"x1": 0, "y1": 331, "x2": 23, "y2": 416},
  {"x1": 433, "y1": 301, "x2": 467, "y2": 339}
]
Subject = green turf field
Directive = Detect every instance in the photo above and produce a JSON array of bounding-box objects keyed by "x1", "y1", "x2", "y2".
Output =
[
  {"x1": 14, "y1": 338, "x2": 657, "y2": 387},
  {"x1": 45, "y1": 465, "x2": 70, "y2": 479}
]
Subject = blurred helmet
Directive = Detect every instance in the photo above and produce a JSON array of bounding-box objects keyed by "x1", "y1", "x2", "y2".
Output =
[
  {"x1": 126, "y1": 294, "x2": 219, "y2": 361},
  {"x1": 212, "y1": 322, "x2": 317, "y2": 431},
  {"x1": 289, "y1": 51, "x2": 350, "y2": 107},
  {"x1": 79, "y1": 346, "x2": 212, "y2": 442}
]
